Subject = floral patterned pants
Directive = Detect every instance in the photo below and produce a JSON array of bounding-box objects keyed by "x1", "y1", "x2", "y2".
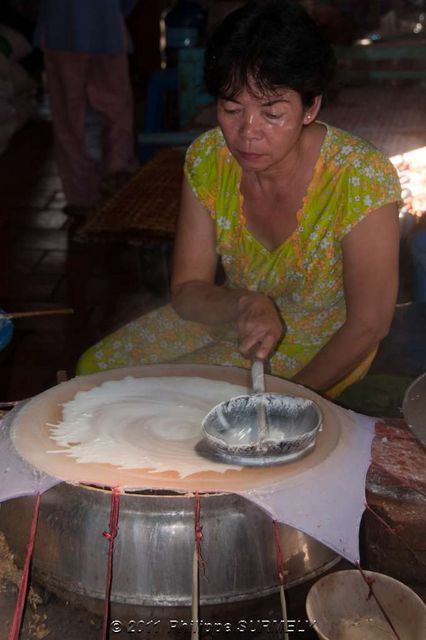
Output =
[{"x1": 76, "y1": 304, "x2": 248, "y2": 375}]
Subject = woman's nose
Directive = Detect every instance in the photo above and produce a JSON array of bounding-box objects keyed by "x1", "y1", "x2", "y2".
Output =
[{"x1": 239, "y1": 113, "x2": 261, "y2": 139}]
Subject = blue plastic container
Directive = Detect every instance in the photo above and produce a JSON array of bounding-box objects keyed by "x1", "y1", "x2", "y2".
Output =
[
  {"x1": 0, "y1": 310, "x2": 14, "y2": 352},
  {"x1": 410, "y1": 230, "x2": 426, "y2": 303},
  {"x1": 163, "y1": 0, "x2": 207, "y2": 67}
]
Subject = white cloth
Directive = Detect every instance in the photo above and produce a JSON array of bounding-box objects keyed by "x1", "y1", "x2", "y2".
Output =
[
  {"x1": 240, "y1": 411, "x2": 375, "y2": 564},
  {"x1": 1, "y1": 399, "x2": 374, "y2": 564}
]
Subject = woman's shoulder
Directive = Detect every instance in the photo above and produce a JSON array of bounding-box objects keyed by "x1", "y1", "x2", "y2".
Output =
[
  {"x1": 320, "y1": 123, "x2": 400, "y2": 201},
  {"x1": 184, "y1": 128, "x2": 234, "y2": 210},
  {"x1": 320, "y1": 125, "x2": 401, "y2": 239},
  {"x1": 322, "y1": 123, "x2": 394, "y2": 168},
  {"x1": 185, "y1": 127, "x2": 228, "y2": 163}
]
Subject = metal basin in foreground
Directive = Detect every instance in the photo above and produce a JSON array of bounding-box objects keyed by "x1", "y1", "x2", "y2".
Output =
[{"x1": 0, "y1": 482, "x2": 338, "y2": 614}]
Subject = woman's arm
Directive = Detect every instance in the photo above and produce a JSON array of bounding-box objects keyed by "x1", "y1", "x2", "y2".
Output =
[
  {"x1": 171, "y1": 177, "x2": 284, "y2": 358},
  {"x1": 292, "y1": 202, "x2": 400, "y2": 391},
  {"x1": 171, "y1": 176, "x2": 242, "y2": 323}
]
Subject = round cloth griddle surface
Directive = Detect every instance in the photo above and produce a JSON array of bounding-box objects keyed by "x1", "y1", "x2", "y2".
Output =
[{"x1": 11, "y1": 364, "x2": 343, "y2": 492}]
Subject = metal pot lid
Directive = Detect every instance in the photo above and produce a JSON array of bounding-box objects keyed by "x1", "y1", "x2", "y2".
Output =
[{"x1": 402, "y1": 372, "x2": 426, "y2": 449}]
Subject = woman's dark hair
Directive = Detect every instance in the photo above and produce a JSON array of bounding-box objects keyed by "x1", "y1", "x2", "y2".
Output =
[{"x1": 204, "y1": 0, "x2": 336, "y2": 106}]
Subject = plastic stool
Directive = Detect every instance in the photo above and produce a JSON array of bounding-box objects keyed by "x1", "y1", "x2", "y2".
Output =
[
  {"x1": 143, "y1": 68, "x2": 178, "y2": 133},
  {"x1": 140, "y1": 68, "x2": 179, "y2": 162}
]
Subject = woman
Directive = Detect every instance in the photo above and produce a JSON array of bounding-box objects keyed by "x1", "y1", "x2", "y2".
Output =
[{"x1": 77, "y1": 0, "x2": 401, "y2": 398}]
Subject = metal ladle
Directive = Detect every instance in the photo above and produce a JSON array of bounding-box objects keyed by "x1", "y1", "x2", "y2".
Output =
[
  {"x1": 200, "y1": 361, "x2": 323, "y2": 467},
  {"x1": 251, "y1": 358, "x2": 269, "y2": 450}
]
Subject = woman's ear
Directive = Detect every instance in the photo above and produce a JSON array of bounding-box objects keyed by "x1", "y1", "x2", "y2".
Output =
[{"x1": 303, "y1": 95, "x2": 322, "y2": 125}]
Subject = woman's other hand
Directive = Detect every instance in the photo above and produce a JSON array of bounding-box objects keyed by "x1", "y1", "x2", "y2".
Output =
[{"x1": 237, "y1": 292, "x2": 285, "y2": 360}]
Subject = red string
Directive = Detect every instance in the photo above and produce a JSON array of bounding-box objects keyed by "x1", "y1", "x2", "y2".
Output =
[
  {"x1": 365, "y1": 503, "x2": 426, "y2": 568},
  {"x1": 272, "y1": 520, "x2": 286, "y2": 587},
  {"x1": 101, "y1": 487, "x2": 121, "y2": 640},
  {"x1": 8, "y1": 494, "x2": 41, "y2": 640},
  {"x1": 356, "y1": 564, "x2": 402, "y2": 640},
  {"x1": 194, "y1": 491, "x2": 206, "y2": 575}
]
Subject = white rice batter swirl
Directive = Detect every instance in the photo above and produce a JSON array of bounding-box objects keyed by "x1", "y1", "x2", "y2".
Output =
[{"x1": 48, "y1": 376, "x2": 249, "y2": 477}]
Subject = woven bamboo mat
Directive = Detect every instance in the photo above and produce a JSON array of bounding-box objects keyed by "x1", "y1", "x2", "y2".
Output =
[{"x1": 83, "y1": 149, "x2": 185, "y2": 237}]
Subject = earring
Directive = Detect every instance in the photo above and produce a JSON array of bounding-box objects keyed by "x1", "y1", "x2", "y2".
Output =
[{"x1": 307, "y1": 114, "x2": 312, "y2": 120}]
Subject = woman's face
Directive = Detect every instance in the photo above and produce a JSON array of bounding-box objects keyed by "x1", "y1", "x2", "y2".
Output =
[{"x1": 217, "y1": 85, "x2": 318, "y2": 173}]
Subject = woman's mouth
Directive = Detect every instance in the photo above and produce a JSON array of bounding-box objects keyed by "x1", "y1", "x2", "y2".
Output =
[{"x1": 237, "y1": 151, "x2": 263, "y2": 161}]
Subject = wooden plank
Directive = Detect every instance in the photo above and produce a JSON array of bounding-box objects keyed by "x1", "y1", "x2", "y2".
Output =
[
  {"x1": 335, "y1": 45, "x2": 426, "y2": 61},
  {"x1": 338, "y1": 69, "x2": 426, "y2": 80}
]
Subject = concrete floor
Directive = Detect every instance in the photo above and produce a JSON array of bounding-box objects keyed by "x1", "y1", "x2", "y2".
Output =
[{"x1": 0, "y1": 82, "x2": 426, "y2": 638}]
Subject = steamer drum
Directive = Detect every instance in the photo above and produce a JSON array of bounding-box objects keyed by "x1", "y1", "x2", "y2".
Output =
[
  {"x1": 0, "y1": 484, "x2": 339, "y2": 620},
  {"x1": 0, "y1": 365, "x2": 341, "y2": 622}
]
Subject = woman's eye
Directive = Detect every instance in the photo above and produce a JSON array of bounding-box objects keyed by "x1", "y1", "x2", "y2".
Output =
[
  {"x1": 264, "y1": 112, "x2": 282, "y2": 120},
  {"x1": 223, "y1": 108, "x2": 240, "y2": 115}
]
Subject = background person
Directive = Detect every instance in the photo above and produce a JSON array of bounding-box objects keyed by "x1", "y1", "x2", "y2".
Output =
[{"x1": 35, "y1": 0, "x2": 139, "y2": 216}]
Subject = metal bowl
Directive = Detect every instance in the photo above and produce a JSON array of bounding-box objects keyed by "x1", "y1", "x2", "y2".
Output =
[
  {"x1": 306, "y1": 570, "x2": 426, "y2": 640},
  {"x1": 201, "y1": 393, "x2": 323, "y2": 467}
]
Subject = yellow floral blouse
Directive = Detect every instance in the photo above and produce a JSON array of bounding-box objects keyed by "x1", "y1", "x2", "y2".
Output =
[
  {"x1": 77, "y1": 123, "x2": 400, "y2": 397},
  {"x1": 184, "y1": 123, "x2": 401, "y2": 395}
]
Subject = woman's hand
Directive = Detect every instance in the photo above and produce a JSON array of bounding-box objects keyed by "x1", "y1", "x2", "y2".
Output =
[
  {"x1": 237, "y1": 292, "x2": 285, "y2": 360},
  {"x1": 172, "y1": 177, "x2": 285, "y2": 358}
]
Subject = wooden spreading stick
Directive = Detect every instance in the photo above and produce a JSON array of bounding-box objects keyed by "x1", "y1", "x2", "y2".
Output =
[{"x1": 2, "y1": 308, "x2": 74, "y2": 320}]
